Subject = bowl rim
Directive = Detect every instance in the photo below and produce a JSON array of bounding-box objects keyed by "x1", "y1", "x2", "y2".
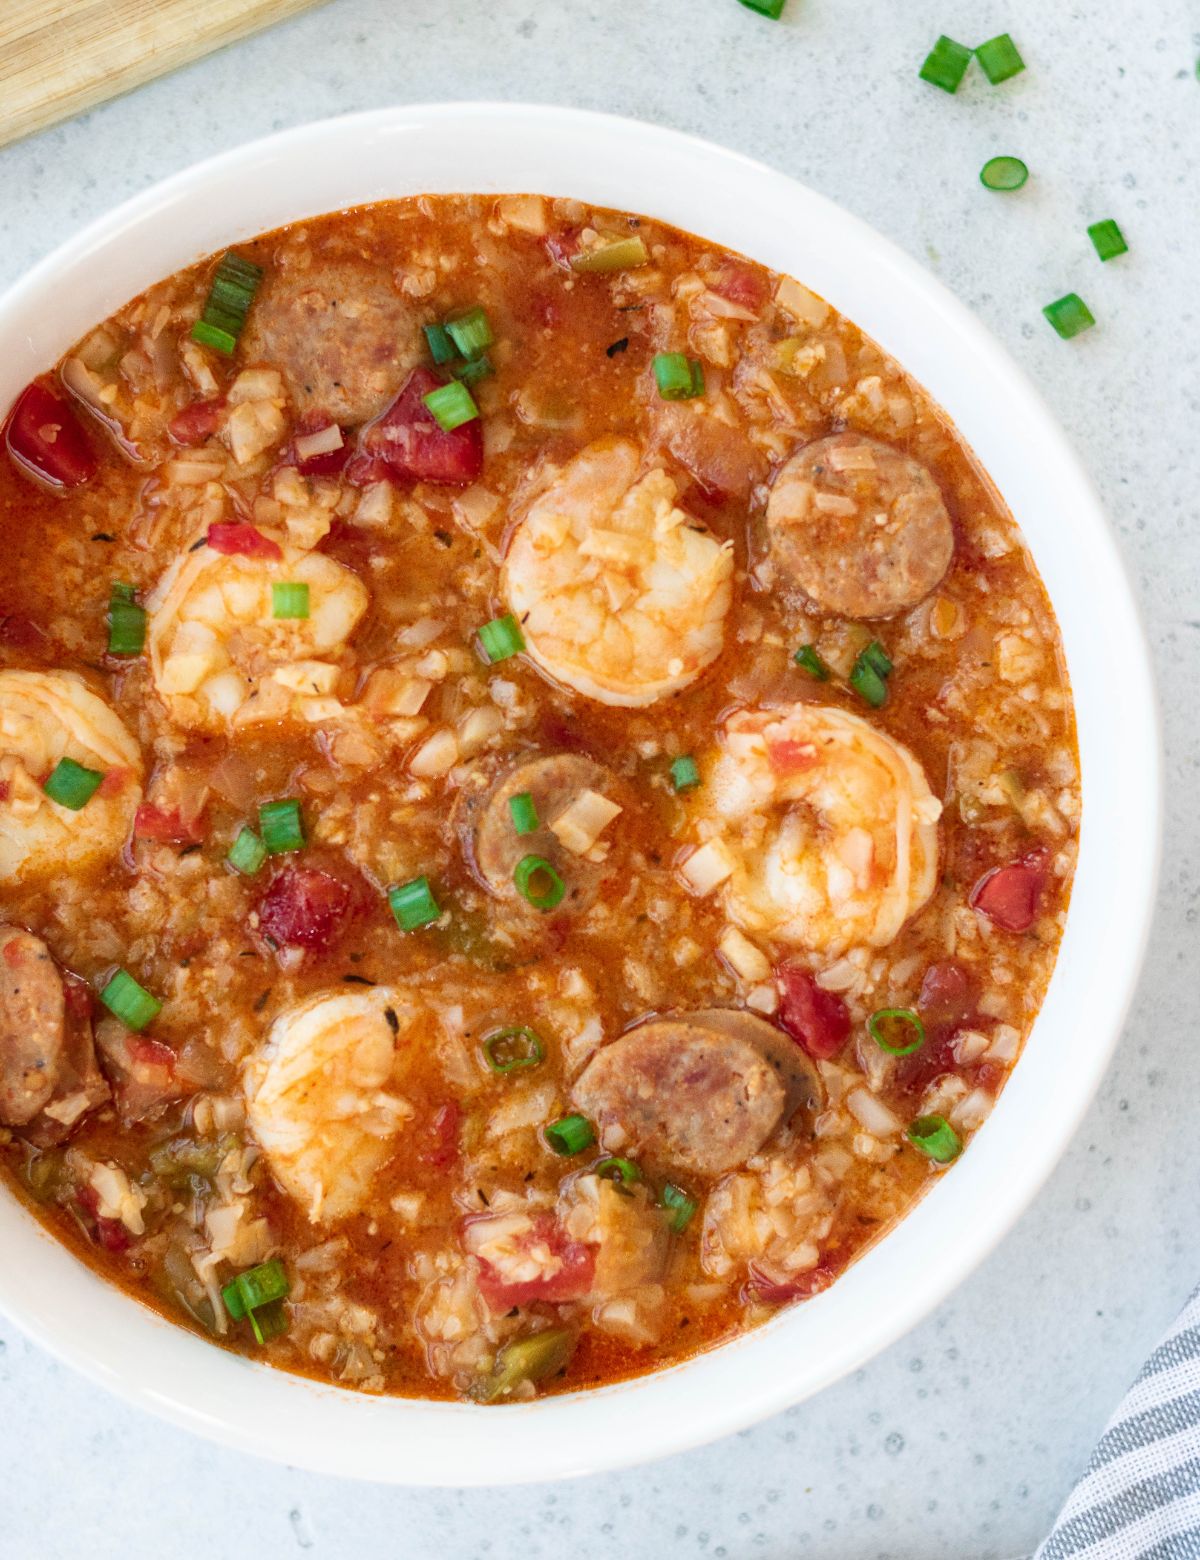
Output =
[{"x1": 0, "y1": 101, "x2": 1162, "y2": 1484}]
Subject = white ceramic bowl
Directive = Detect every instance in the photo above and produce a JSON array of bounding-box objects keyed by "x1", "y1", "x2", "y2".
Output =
[{"x1": 0, "y1": 103, "x2": 1160, "y2": 1483}]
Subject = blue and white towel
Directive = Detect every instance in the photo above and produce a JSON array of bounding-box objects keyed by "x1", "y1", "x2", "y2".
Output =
[{"x1": 1036, "y1": 1284, "x2": 1200, "y2": 1559}]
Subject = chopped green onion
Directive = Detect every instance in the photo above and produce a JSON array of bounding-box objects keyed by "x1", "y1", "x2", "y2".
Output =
[
  {"x1": 482, "y1": 1026, "x2": 546, "y2": 1074},
  {"x1": 1043, "y1": 293, "x2": 1095, "y2": 340},
  {"x1": 423, "y1": 380, "x2": 479, "y2": 432},
  {"x1": 445, "y1": 307, "x2": 494, "y2": 360},
  {"x1": 43, "y1": 757, "x2": 103, "y2": 811},
  {"x1": 1088, "y1": 218, "x2": 1128, "y2": 262},
  {"x1": 470, "y1": 1327, "x2": 575, "y2": 1403},
  {"x1": 736, "y1": 0, "x2": 786, "y2": 16},
  {"x1": 569, "y1": 236, "x2": 649, "y2": 274},
  {"x1": 545, "y1": 1113, "x2": 595, "y2": 1156},
  {"x1": 271, "y1": 581, "x2": 310, "y2": 620},
  {"x1": 793, "y1": 644, "x2": 830, "y2": 680},
  {"x1": 670, "y1": 756, "x2": 701, "y2": 793},
  {"x1": 907, "y1": 1114, "x2": 963, "y2": 1164},
  {"x1": 227, "y1": 826, "x2": 267, "y2": 876},
  {"x1": 868, "y1": 1007, "x2": 926, "y2": 1057},
  {"x1": 258, "y1": 799, "x2": 304, "y2": 854},
  {"x1": 661, "y1": 1183, "x2": 698, "y2": 1233},
  {"x1": 975, "y1": 33, "x2": 1025, "y2": 84},
  {"x1": 850, "y1": 640, "x2": 893, "y2": 707},
  {"x1": 221, "y1": 1258, "x2": 289, "y2": 1319},
  {"x1": 919, "y1": 35, "x2": 972, "y2": 93},
  {"x1": 477, "y1": 612, "x2": 525, "y2": 663},
  {"x1": 107, "y1": 583, "x2": 146, "y2": 656},
  {"x1": 514, "y1": 854, "x2": 566, "y2": 912},
  {"x1": 451, "y1": 354, "x2": 494, "y2": 386},
  {"x1": 190, "y1": 252, "x2": 263, "y2": 357},
  {"x1": 99, "y1": 968, "x2": 162, "y2": 1031},
  {"x1": 424, "y1": 322, "x2": 459, "y2": 364},
  {"x1": 508, "y1": 791, "x2": 540, "y2": 835},
  {"x1": 980, "y1": 156, "x2": 1029, "y2": 192},
  {"x1": 653, "y1": 352, "x2": 705, "y2": 401},
  {"x1": 389, "y1": 875, "x2": 440, "y2": 931},
  {"x1": 595, "y1": 1156, "x2": 641, "y2": 1186},
  {"x1": 248, "y1": 1299, "x2": 289, "y2": 1344}
]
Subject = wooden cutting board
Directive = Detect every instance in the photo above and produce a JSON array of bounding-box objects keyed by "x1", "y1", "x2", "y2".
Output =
[{"x1": 0, "y1": 0, "x2": 329, "y2": 151}]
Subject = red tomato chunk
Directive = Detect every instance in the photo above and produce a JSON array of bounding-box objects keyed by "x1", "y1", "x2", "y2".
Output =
[
  {"x1": 474, "y1": 1215, "x2": 596, "y2": 1311},
  {"x1": 776, "y1": 964, "x2": 851, "y2": 1060},
  {"x1": 970, "y1": 848, "x2": 1049, "y2": 933},
  {"x1": 168, "y1": 399, "x2": 224, "y2": 446},
  {"x1": 348, "y1": 367, "x2": 483, "y2": 487},
  {"x1": 257, "y1": 865, "x2": 353, "y2": 952},
  {"x1": 4, "y1": 382, "x2": 98, "y2": 491},
  {"x1": 206, "y1": 522, "x2": 283, "y2": 560}
]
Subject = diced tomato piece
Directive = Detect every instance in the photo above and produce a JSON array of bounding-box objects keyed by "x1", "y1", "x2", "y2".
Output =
[
  {"x1": 418, "y1": 1101, "x2": 461, "y2": 1169},
  {"x1": 969, "y1": 848, "x2": 1049, "y2": 933},
  {"x1": 766, "y1": 737, "x2": 819, "y2": 774},
  {"x1": 0, "y1": 610, "x2": 46, "y2": 648},
  {"x1": 168, "y1": 399, "x2": 224, "y2": 446},
  {"x1": 776, "y1": 964, "x2": 851, "y2": 1060},
  {"x1": 712, "y1": 260, "x2": 768, "y2": 313},
  {"x1": 134, "y1": 803, "x2": 206, "y2": 845},
  {"x1": 347, "y1": 367, "x2": 483, "y2": 488},
  {"x1": 62, "y1": 971, "x2": 94, "y2": 1021},
  {"x1": 256, "y1": 865, "x2": 353, "y2": 953},
  {"x1": 894, "y1": 1026, "x2": 959, "y2": 1099},
  {"x1": 125, "y1": 1034, "x2": 178, "y2": 1070},
  {"x1": 474, "y1": 1214, "x2": 596, "y2": 1311},
  {"x1": 545, "y1": 229, "x2": 582, "y2": 269},
  {"x1": 76, "y1": 1186, "x2": 132, "y2": 1254},
  {"x1": 971, "y1": 1060, "x2": 1005, "y2": 1092},
  {"x1": 917, "y1": 959, "x2": 976, "y2": 1027},
  {"x1": 4, "y1": 381, "x2": 98, "y2": 491},
  {"x1": 206, "y1": 521, "x2": 283, "y2": 560},
  {"x1": 290, "y1": 412, "x2": 350, "y2": 477},
  {"x1": 746, "y1": 1257, "x2": 840, "y2": 1304},
  {"x1": 96, "y1": 768, "x2": 132, "y2": 800}
]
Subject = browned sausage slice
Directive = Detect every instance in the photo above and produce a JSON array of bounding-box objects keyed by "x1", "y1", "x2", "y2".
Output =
[
  {"x1": 571, "y1": 1008, "x2": 823, "y2": 1178},
  {"x1": 0, "y1": 926, "x2": 65, "y2": 1127},
  {"x1": 766, "y1": 433, "x2": 954, "y2": 619},
  {"x1": 458, "y1": 753, "x2": 623, "y2": 915}
]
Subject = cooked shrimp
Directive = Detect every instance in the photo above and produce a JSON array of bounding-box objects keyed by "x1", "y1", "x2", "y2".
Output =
[
  {"x1": 0, "y1": 670, "x2": 143, "y2": 886},
  {"x1": 501, "y1": 437, "x2": 734, "y2": 707},
  {"x1": 685, "y1": 703, "x2": 941, "y2": 954},
  {"x1": 146, "y1": 530, "x2": 369, "y2": 730},
  {"x1": 243, "y1": 987, "x2": 431, "y2": 1223}
]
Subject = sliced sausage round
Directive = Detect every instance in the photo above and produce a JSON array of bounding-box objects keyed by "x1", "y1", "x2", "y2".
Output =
[
  {"x1": 458, "y1": 752, "x2": 623, "y2": 916},
  {"x1": 240, "y1": 259, "x2": 417, "y2": 427},
  {"x1": 571, "y1": 1008, "x2": 824, "y2": 1178},
  {"x1": 765, "y1": 433, "x2": 954, "y2": 619},
  {"x1": 0, "y1": 926, "x2": 65, "y2": 1126}
]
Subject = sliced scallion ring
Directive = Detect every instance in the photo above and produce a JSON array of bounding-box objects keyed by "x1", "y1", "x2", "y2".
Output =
[
  {"x1": 980, "y1": 155, "x2": 1029, "y2": 192},
  {"x1": 424, "y1": 323, "x2": 458, "y2": 365},
  {"x1": 227, "y1": 826, "x2": 267, "y2": 877},
  {"x1": 544, "y1": 1113, "x2": 595, "y2": 1156},
  {"x1": 652, "y1": 352, "x2": 705, "y2": 401},
  {"x1": 907, "y1": 1114, "x2": 963, "y2": 1164},
  {"x1": 423, "y1": 380, "x2": 479, "y2": 432},
  {"x1": 445, "y1": 306, "x2": 494, "y2": 360},
  {"x1": 43, "y1": 757, "x2": 103, "y2": 811},
  {"x1": 850, "y1": 640, "x2": 893, "y2": 707},
  {"x1": 389, "y1": 875, "x2": 440, "y2": 931},
  {"x1": 258, "y1": 799, "x2": 304, "y2": 855},
  {"x1": 99, "y1": 968, "x2": 162, "y2": 1031},
  {"x1": 508, "y1": 791, "x2": 540, "y2": 836},
  {"x1": 975, "y1": 33, "x2": 1025, "y2": 84},
  {"x1": 1043, "y1": 293, "x2": 1095, "y2": 340},
  {"x1": 477, "y1": 613, "x2": 525, "y2": 663},
  {"x1": 514, "y1": 854, "x2": 566, "y2": 912},
  {"x1": 595, "y1": 1156, "x2": 641, "y2": 1187},
  {"x1": 868, "y1": 1007, "x2": 926, "y2": 1057},
  {"x1": 569, "y1": 236, "x2": 649, "y2": 274},
  {"x1": 107, "y1": 582, "x2": 146, "y2": 657},
  {"x1": 919, "y1": 34, "x2": 972, "y2": 93},
  {"x1": 191, "y1": 252, "x2": 263, "y2": 356},
  {"x1": 271, "y1": 581, "x2": 310, "y2": 620},
  {"x1": 670, "y1": 756, "x2": 700, "y2": 793},
  {"x1": 1087, "y1": 218, "x2": 1128, "y2": 262},
  {"x1": 661, "y1": 1183, "x2": 698, "y2": 1233},
  {"x1": 793, "y1": 644, "x2": 831, "y2": 680},
  {"x1": 482, "y1": 1026, "x2": 546, "y2": 1074}
]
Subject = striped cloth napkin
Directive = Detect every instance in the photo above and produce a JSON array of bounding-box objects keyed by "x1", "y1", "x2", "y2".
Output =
[{"x1": 1035, "y1": 1283, "x2": 1200, "y2": 1559}]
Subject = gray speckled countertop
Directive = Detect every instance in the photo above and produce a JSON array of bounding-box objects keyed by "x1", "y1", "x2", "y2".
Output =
[{"x1": 0, "y1": 2, "x2": 1197, "y2": 1555}]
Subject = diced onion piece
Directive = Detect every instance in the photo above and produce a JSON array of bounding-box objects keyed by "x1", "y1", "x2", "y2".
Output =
[
  {"x1": 717, "y1": 926, "x2": 772, "y2": 983},
  {"x1": 548, "y1": 790, "x2": 622, "y2": 855},
  {"x1": 846, "y1": 1087, "x2": 902, "y2": 1138},
  {"x1": 410, "y1": 727, "x2": 459, "y2": 777},
  {"x1": 950, "y1": 1088, "x2": 994, "y2": 1132},
  {"x1": 680, "y1": 839, "x2": 735, "y2": 896},
  {"x1": 293, "y1": 424, "x2": 344, "y2": 462}
]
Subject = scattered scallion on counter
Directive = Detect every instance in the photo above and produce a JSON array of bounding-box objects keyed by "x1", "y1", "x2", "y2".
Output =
[
  {"x1": 107, "y1": 582, "x2": 146, "y2": 657},
  {"x1": 227, "y1": 826, "x2": 268, "y2": 877},
  {"x1": 1088, "y1": 218, "x2": 1128, "y2": 262},
  {"x1": 259, "y1": 799, "x2": 304, "y2": 854},
  {"x1": 868, "y1": 1007, "x2": 926, "y2": 1057},
  {"x1": 545, "y1": 1113, "x2": 595, "y2": 1156},
  {"x1": 190, "y1": 251, "x2": 263, "y2": 356},
  {"x1": 508, "y1": 791, "x2": 540, "y2": 835},
  {"x1": 271, "y1": 581, "x2": 310, "y2": 620},
  {"x1": 99, "y1": 968, "x2": 162, "y2": 1031},
  {"x1": 793, "y1": 644, "x2": 831, "y2": 680},
  {"x1": 736, "y1": 0, "x2": 786, "y2": 17},
  {"x1": 652, "y1": 352, "x2": 706, "y2": 401},
  {"x1": 975, "y1": 33, "x2": 1026, "y2": 84},
  {"x1": 389, "y1": 875, "x2": 440, "y2": 931},
  {"x1": 43, "y1": 756, "x2": 103, "y2": 811},
  {"x1": 482, "y1": 1026, "x2": 545, "y2": 1074},
  {"x1": 569, "y1": 236, "x2": 649, "y2": 274},
  {"x1": 661, "y1": 1183, "x2": 698, "y2": 1233},
  {"x1": 514, "y1": 854, "x2": 566, "y2": 912},
  {"x1": 423, "y1": 379, "x2": 479, "y2": 432},
  {"x1": 850, "y1": 640, "x2": 893, "y2": 708},
  {"x1": 1043, "y1": 292, "x2": 1095, "y2": 339},
  {"x1": 919, "y1": 35, "x2": 973, "y2": 93},
  {"x1": 907, "y1": 1114, "x2": 963, "y2": 1164},
  {"x1": 980, "y1": 155, "x2": 1029, "y2": 192},
  {"x1": 670, "y1": 755, "x2": 701, "y2": 793},
  {"x1": 477, "y1": 612, "x2": 525, "y2": 664}
]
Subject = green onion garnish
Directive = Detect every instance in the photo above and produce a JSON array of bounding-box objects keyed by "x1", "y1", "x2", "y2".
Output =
[
  {"x1": 227, "y1": 826, "x2": 267, "y2": 876},
  {"x1": 736, "y1": 0, "x2": 786, "y2": 16},
  {"x1": 190, "y1": 252, "x2": 263, "y2": 357},
  {"x1": 595, "y1": 1156, "x2": 641, "y2": 1186},
  {"x1": 389, "y1": 875, "x2": 440, "y2": 931},
  {"x1": 661, "y1": 1183, "x2": 698, "y2": 1233},
  {"x1": 907, "y1": 1114, "x2": 963, "y2": 1164},
  {"x1": 850, "y1": 640, "x2": 893, "y2": 708},
  {"x1": 249, "y1": 1299, "x2": 289, "y2": 1345},
  {"x1": 451, "y1": 355, "x2": 494, "y2": 386},
  {"x1": 508, "y1": 791, "x2": 540, "y2": 835},
  {"x1": 545, "y1": 1114, "x2": 595, "y2": 1156},
  {"x1": 868, "y1": 1007, "x2": 926, "y2": 1057},
  {"x1": 445, "y1": 307, "x2": 494, "y2": 360},
  {"x1": 478, "y1": 613, "x2": 525, "y2": 663},
  {"x1": 482, "y1": 1026, "x2": 545, "y2": 1074},
  {"x1": 107, "y1": 582, "x2": 146, "y2": 657},
  {"x1": 653, "y1": 352, "x2": 706, "y2": 401},
  {"x1": 424, "y1": 323, "x2": 458, "y2": 365},
  {"x1": 221, "y1": 1258, "x2": 289, "y2": 1318},
  {"x1": 514, "y1": 854, "x2": 566, "y2": 912},
  {"x1": 43, "y1": 757, "x2": 103, "y2": 811},
  {"x1": 670, "y1": 756, "x2": 701, "y2": 792},
  {"x1": 569, "y1": 236, "x2": 649, "y2": 274},
  {"x1": 1043, "y1": 293, "x2": 1095, "y2": 340},
  {"x1": 975, "y1": 33, "x2": 1025, "y2": 84},
  {"x1": 980, "y1": 156, "x2": 1028, "y2": 192},
  {"x1": 793, "y1": 644, "x2": 831, "y2": 680},
  {"x1": 423, "y1": 380, "x2": 479, "y2": 432},
  {"x1": 471, "y1": 1327, "x2": 575, "y2": 1403},
  {"x1": 271, "y1": 582, "x2": 310, "y2": 620},
  {"x1": 1088, "y1": 219, "x2": 1128, "y2": 262},
  {"x1": 919, "y1": 35, "x2": 972, "y2": 93},
  {"x1": 258, "y1": 799, "x2": 304, "y2": 855},
  {"x1": 99, "y1": 968, "x2": 162, "y2": 1031}
]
